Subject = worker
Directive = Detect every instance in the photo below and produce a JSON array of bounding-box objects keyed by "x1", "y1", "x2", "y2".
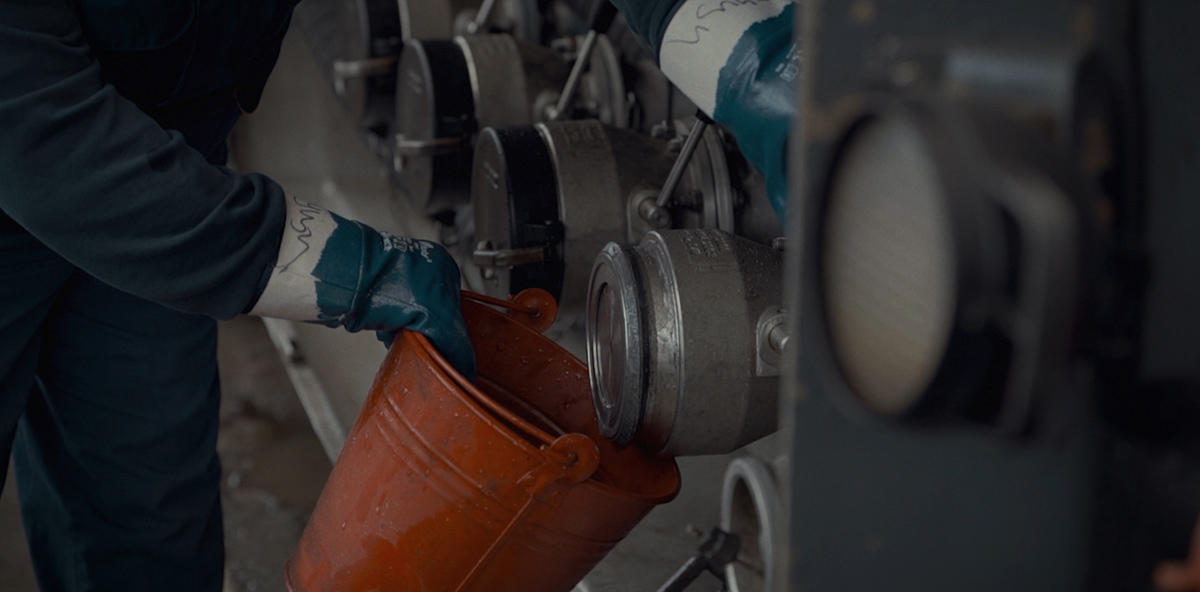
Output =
[
  {"x1": 608, "y1": 0, "x2": 798, "y2": 217},
  {"x1": 0, "y1": 1, "x2": 474, "y2": 590}
]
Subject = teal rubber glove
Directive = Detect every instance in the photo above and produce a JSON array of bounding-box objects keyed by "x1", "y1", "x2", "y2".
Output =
[
  {"x1": 609, "y1": 0, "x2": 798, "y2": 218},
  {"x1": 250, "y1": 195, "x2": 476, "y2": 381}
]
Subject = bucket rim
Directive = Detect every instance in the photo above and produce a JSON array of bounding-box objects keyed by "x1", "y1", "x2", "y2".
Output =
[
  {"x1": 409, "y1": 315, "x2": 683, "y2": 506},
  {"x1": 408, "y1": 329, "x2": 566, "y2": 450},
  {"x1": 398, "y1": 329, "x2": 565, "y2": 459}
]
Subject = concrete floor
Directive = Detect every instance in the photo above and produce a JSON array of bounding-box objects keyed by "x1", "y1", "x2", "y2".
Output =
[
  {"x1": 216, "y1": 317, "x2": 332, "y2": 592},
  {"x1": 0, "y1": 316, "x2": 331, "y2": 592},
  {"x1": 0, "y1": 465, "x2": 34, "y2": 591}
]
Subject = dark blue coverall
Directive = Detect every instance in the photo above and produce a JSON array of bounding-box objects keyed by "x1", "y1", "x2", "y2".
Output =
[{"x1": 0, "y1": 1, "x2": 303, "y2": 589}]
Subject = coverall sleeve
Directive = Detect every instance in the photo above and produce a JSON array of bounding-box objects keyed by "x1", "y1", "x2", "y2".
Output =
[{"x1": 0, "y1": 1, "x2": 287, "y2": 319}]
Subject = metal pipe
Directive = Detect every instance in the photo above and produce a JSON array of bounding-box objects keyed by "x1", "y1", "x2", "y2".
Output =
[
  {"x1": 332, "y1": 55, "x2": 397, "y2": 80},
  {"x1": 548, "y1": 2, "x2": 618, "y2": 121},
  {"x1": 548, "y1": 31, "x2": 599, "y2": 122},
  {"x1": 652, "y1": 527, "x2": 740, "y2": 592},
  {"x1": 655, "y1": 114, "x2": 711, "y2": 208},
  {"x1": 654, "y1": 556, "x2": 708, "y2": 592},
  {"x1": 465, "y1": 0, "x2": 499, "y2": 34},
  {"x1": 393, "y1": 135, "x2": 463, "y2": 156},
  {"x1": 332, "y1": 56, "x2": 398, "y2": 96},
  {"x1": 471, "y1": 245, "x2": 547, "y2": 268}
]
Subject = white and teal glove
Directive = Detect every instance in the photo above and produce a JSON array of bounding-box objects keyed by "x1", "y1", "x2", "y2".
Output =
[
  {"x1": 250, "y1": 195, "x2": 476, "y2": 380},
  {"x1": 611, "y1": 0, "x2": 798, "y2": 217}
]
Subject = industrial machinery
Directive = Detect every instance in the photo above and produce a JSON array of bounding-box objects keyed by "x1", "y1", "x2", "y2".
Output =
[
  {"x1": 785, "y1": 0, "x2": 1200, "y2": 590},
  {"x1": 470, "y1": 120, "x2": 748, "y2": 310},
  {"x1": 392, "y1": 32, "x2": 627, "y2": 215},
  {"x1": 233, "y1": 0, "x2": 1200, "y2": 590}
]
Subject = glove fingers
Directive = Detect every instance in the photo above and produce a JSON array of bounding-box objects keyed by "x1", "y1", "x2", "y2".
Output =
[
  {"x1": 376, "y1": 307, "x2": 477, "y2": 383},
  {"x1": 417, "y1": 304, "x2": 477, "y2": 383},
  {"x1": 376, "y1": 330, "x2": 397, "y2": 348}
]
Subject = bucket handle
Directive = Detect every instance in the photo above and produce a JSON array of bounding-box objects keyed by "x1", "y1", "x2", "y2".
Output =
[
  {"x1": 425, "y1": 332, "x2": 561, "y2": 449},
  {"x1": 462, "y1": 289, "x2": 558, "y2": 333},
  {"x1": 420, "y1": 312, "x2": 601, "y2": 487},
  {"x1": 453, "y1": 433, "x2": 600, "y2": 592}
]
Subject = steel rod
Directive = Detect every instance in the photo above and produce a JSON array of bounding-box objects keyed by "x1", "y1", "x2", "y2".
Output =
[
  {"x1": 466, "y1": 0, "x2": 499, "y2": 34},
  {"x1": 655, "y1": 115, "x2": 710, "y2": 208},
  {"x1": 549, "y1": 30, "x2": 598, "y2": 122}
]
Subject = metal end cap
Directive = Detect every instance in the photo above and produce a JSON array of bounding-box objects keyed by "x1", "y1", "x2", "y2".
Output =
[{"x1": 586, "y1": 242, "x2": 645, "y2": 446}]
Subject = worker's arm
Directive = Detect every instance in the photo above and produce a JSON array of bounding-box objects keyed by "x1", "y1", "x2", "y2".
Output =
[
  {"x1": 0, "y1": 0, "x2": 474, "y2": 377},
  {"x1": 609, "y1": 0, "x2": 798, "y2": 217},
  {"x1": 0, "y1": 0, "x2": 283, "y2": 318}
]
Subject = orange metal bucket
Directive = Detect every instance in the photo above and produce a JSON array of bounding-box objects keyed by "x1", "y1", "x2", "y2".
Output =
[{"x1": 284, "y1": 289, "x2": 681, "y2": 592}]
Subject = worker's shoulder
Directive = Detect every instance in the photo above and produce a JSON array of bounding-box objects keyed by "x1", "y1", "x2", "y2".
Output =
[
  {"x1": 75, "y1": 0, "x2": 196, "y2": 52},
  {"x1": 0, "y1": 0, "x2": 80, "y2": 39},
  {"x1": 0, "y1": 0, "x2": 194, "y2": 53}
]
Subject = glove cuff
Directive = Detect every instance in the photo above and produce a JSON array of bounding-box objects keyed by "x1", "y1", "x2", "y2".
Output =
[
  {"x1": 658, "y1": 0, "x2": 794, "y2": 115},
  {"x1": 657, "y1": 0, "x2": 797, "y2": 217},
  {"x1": 247, "y1": 195, "x2": 366, "y2": 324}
]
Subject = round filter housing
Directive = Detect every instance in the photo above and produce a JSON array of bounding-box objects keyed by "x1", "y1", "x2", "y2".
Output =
[
  {"x1": 472, "y1": 120, "x2": 678, "y2": 314},
  {"x1": 586, "y1": 229, "x2": 783, "y2": 456},
  {"x1": 471, "y1": 125, "x2": 565, "y2": 301},
  {"x1": 394, "y1": 34, "x2": 573, "y2": 214},
  {"x1": 393, "y1": 38, "x2": 476, "y2": 215},
  {"x1": 332, "y1": 0, "x2": 401, "y2": 131}
]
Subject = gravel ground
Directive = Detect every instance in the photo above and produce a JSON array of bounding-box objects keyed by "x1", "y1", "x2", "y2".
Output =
[{"x1": 0, "y1": 316, "x2": 332, "y2": 591}]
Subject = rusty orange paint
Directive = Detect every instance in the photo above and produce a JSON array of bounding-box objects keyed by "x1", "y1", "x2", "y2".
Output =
[{"x1": 285, "y1": 289, "x2": 681, "y2": 592}]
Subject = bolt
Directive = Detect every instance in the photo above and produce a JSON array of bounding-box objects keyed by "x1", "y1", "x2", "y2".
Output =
[
  {"x1": 638, "y1": 199, "x2": 670, "y2": 228},
  {"x1": 650, "y1": 121, "x2": 674, "y2": 141},
  {"x1": 768, "y1": 323, "x2": 790, "y2": 354},
  {"x1": 629, "y1": 187, "x2": 670, "y2": 229}
]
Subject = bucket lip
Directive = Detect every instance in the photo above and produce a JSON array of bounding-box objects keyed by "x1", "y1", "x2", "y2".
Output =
[
  {"x1": 420, "y1": 300, "x2": 684, "y2": 505},
  {"x1": 402, "y1": 329, "x2": 561, "y2": 454},
  {"x1": 585, "y1": 457, "x2": 683, "y2": 505}
]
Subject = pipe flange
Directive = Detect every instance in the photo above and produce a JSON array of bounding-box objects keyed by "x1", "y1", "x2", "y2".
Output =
[{"x1": 586, "y1": 242, "x2": 645, "y2": 446}]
